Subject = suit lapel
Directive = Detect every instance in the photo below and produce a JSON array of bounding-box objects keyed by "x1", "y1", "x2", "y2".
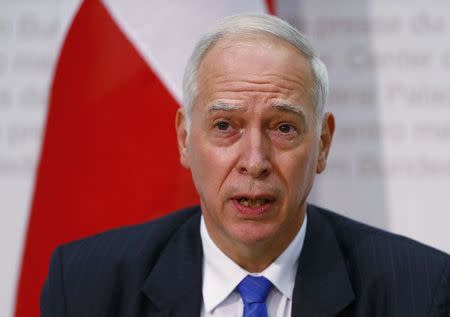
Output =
[
  {"x1": 139, "y1": 205, "x2": 354, "y2": 316},
  {"x1": 140, "y1": 210, "x2": 203, "y2": 317},
  {"x1": 292, "y1": 205, "x2": 355, "y2": 316}
]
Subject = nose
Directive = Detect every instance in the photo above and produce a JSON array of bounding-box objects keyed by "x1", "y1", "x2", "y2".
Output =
[{"x1": 237, "y1": 128, "x2": 272, "y2": 179}]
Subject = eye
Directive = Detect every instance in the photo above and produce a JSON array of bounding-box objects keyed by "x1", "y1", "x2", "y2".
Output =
[
  {"x1": 214, "y1": 120, "x2": 231, "y2": 131},
  {"x1": 277, "y1": 123, "x2": 296, "y2": 134}
]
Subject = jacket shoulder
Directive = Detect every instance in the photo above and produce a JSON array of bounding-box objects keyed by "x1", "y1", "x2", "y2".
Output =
[
  {"x1": 57, "y1": 206, "x2": 201, "y2": 278},
  {"x1": 60, "y1": 205, "x2": 200, "y2": 258},
  {"x1": 313, "y1": 205, "x2": 449, "y2": 261},
  {"x1": 42, "y1": 206, "x2": 201, "y2": 315},
  {"x1": 310, "y1": 205, "x2": 450, "y2": 315}
]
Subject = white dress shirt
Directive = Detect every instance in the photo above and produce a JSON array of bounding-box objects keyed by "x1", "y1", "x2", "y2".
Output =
[{"x1": 200, "y1": 215, "x2": 307, "y2": 317}]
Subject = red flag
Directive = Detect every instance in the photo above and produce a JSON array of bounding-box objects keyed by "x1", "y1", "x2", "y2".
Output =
[
  {"x1": 14, "y1": 1, "x2": 198, "y2": 315},
  {"x1": 14, "y1": 0, "x2": 270, "y2": 315},
  {"x1": 266, "y1": 0, "x2": 276, "y2": 15}
]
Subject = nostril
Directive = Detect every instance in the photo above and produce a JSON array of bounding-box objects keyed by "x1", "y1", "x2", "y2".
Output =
[
  {"x1": 259, "y1": 167, "x2": 270, "y2": 178},
  {"x1": 239, "y1": 166, "x2": 248, "y2": 174},
  {"x1": 238, "y1": 164, "x2": 271, "y2": 179}
]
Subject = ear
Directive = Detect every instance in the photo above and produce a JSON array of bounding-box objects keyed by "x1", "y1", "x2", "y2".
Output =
[
  {"x1": 175, "y1": 108, "x2": 191, "y2": 169},
  {"x1": 316, "y1": 112, "x2": 335, "y2": 174}
]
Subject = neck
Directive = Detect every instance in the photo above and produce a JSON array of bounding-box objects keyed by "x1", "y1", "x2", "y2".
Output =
[
  {"x1": 229, "y1": 241, "x2": 288, "y2": 273},
  {"x1": 203, "y1": 207, "x2": 306, "y2": 273}
]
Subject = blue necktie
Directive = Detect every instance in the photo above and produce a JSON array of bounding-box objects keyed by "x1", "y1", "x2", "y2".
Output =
[{"x1": 237, "y1": 275, "x2": 272, "y2": 317}]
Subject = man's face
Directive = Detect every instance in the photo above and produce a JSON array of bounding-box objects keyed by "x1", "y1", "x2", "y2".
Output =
[{"x1": 176, "y1": 34, "x2": 334, "y2": 256}]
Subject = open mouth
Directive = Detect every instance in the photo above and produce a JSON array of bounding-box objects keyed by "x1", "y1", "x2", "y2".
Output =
[
  {"x1": 236, "y1": 197, "x2": 272, "y2": 207},
  {"x1": 232, "y1": 195, "x2": 276, "y2": 215}
]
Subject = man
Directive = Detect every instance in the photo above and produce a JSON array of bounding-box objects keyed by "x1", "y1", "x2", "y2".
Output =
[{"x1": 41, "y1": 14, "x2": 450, "y2": 316}]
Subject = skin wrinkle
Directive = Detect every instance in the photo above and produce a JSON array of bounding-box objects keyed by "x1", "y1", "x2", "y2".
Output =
[
  {"x1": 270, "y1": 102, "x2": 308, "y2": 134},
  {"x1": 197, "y1": 36, "x2": 313, "y2": 107},
  {"x1": 175, "y1": 33, "x2": 334, "y2": 272},
  {"x1": 199, "y1": 77, "x2": 308, "y2": 101},
  {"x1": 208, "y1": 102, "x2": 306, "y2": 115},
  {"x1": 198, "y1": 76, "x2": 310, "y2": 104},
  {"x1": 208, "y1": 38, "x2": 306, "y2": 263},
  {"x1": 206, "y1": 102, "x2": 308, "y2": 138},
  {"x1": 210, "y1": 74, "x2": 306, "y2": 89},
  {"x1": 183, "y1": 26, "x2": 329, "y2": 131}
]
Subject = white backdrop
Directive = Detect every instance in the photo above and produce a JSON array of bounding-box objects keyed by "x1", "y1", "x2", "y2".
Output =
[
  {"x1": 278, "y1": 0, "x2": 450, "y2": 252},
  {"x1": 1, "y1": 1, "x2": 449, "y2": 316}
]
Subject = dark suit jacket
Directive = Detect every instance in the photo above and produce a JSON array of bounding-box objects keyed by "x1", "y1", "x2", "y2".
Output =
[{"x1": 41, "y1": 205, "x2": 450, "y2": 316}]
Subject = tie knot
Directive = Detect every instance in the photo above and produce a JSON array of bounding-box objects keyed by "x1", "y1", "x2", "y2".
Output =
[{"x1": 237, "y1": 275, "x2": 272, "y2": 304}]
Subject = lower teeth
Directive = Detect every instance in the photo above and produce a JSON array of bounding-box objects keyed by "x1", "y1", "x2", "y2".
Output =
[{"x1": 238, "y1": 199, "x2": 267, "y2": 207}]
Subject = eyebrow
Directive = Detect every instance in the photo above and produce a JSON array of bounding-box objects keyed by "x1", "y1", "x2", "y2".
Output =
[
  {"x1": 270, "y1": 101, "x2": 306, "y2": 119},
  {"x1": 207, "y1": 101, "x2": 306, "y2": 118},
  {"x1": 207, "y1": 102, "x2": 243, "y2": 113}
]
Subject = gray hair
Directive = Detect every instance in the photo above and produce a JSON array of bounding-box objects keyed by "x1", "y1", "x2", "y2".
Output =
[{"x1": 182, "y1": 14, "x2": 329, "y2": 130}]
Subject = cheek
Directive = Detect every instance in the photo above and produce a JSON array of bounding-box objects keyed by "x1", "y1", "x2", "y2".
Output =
[
  {"x1": 280, "y1": 147, "x2": 319, "y2": 202},
  {"x1": 188, "y1": 142, "x2": 237, "y2": 199},
  {"x1": 188, "y1": 144, "x2": 211, "y2": 196}
]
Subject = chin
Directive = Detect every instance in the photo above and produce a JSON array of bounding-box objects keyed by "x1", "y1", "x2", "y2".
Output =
[{"x1": 229, "y1": 221, "x2": 280, "y2": 246}]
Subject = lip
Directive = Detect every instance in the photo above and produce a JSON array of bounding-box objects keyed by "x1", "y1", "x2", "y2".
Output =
[{"x1": 231, "y1": 194, "x2": 276, "y2": 217}]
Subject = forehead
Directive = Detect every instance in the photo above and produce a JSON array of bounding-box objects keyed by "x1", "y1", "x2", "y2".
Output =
[{"x1": 195, "y1": 32, "x2": 314, "y2": 109}]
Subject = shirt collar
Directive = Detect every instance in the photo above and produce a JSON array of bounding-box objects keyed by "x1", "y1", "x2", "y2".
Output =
[{"x1": 200, "y1": 214, "x2": 307, "y2": 313}]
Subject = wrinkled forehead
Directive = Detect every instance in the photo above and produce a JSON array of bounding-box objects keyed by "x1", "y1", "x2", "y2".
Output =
[
  {"x1": 196, "y1": 32, "x2": 315, "y2": 94},
  {"x1": 201, "y1": 31, "x2": 311, "y2": 69},
  {"x1": 195, "y1": 32, "x2": 315, "y2": 109}
]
